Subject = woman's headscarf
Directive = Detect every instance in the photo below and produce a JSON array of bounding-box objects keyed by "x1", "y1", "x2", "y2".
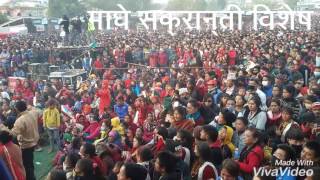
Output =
[
  {"x1": 221, "y1": 125, "x2": 235, "y2": 153},
  {"x1": 108, "y1": 130, "x2": 122, "y2": 148},
  {"x1": 111, "y1": 117, "x2": 125, "y2": 136}
]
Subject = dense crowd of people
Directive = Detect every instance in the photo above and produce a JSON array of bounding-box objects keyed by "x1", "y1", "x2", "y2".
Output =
[{"x1": 0, "y1": 26, "x2": 319, "y2": 180}]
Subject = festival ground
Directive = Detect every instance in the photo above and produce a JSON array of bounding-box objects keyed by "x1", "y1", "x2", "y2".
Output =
[{"x1": 34, "y1": 146, "x2": 56, "y2": 180}]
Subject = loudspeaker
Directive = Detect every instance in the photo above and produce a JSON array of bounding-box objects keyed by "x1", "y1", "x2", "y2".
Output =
[
  {"x1": 28, "y1": 63, "x2": 40, "y2": 74},
  {"x1": 49, "y1": 65, "x2": 60, "y2": 73},
  {"x1": 38, "y1": 63, "x2": 50, "y2": 75}
]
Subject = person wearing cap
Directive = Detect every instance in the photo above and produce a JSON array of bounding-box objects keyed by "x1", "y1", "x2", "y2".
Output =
[
  {"x1": 247, "y1": 78, "x2": 267, "y2": 110},
  {"x1": 224, "y1": 73, "x2": 237, "y2": 97},
  {"x1": 177, "y1": 88, "x2": 189, "y2": 107},
  {"x1": 207, "y1": 79, "x2": 222, "y2": 105}
]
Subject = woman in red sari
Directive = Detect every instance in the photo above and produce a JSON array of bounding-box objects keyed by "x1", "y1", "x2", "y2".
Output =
[{"x1": 0, "y1": 130, "x2": 25, "y2": 180}]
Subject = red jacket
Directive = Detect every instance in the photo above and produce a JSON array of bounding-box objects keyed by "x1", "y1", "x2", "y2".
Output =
[
  {"x1": 238, "y1": 145, "x2": 264, "y2": 174},
  {"x1": 22, "y1": 87, "x2": 34, "y2": 101},
  {"x1": 137, "y1": 105, "x2": 153, "y2": 126},
  {"x1": 94, "y1": 60, "x2": 103, "y2": 69},
  {"x1": 228, "y1": 50, "x2": 237, "y2": 59},
  {"x1": 97, "y1": 81, "x2": 111, "y2": 115},
  {"x1": 84, "y1": 121, "x2": 100, "y2": 140},
  {"x1": 228, "y1": 50, "x2": 237, "y2": 65},
  {"x1": 124, "y1": 79, "x2": 132, "y2": 89}
]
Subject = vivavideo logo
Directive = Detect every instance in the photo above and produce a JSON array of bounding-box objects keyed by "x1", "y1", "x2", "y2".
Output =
[{"x1": 254, "y1": 167, "x2": 313, "y2": 177}]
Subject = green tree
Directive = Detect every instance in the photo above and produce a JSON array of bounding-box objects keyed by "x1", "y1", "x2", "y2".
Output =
[
  {"x1": 206, "y1": 0, "x2": 226, "y2": 11},
  {"x1": 166, "y1": 0, "x2": 208, "y2": 10},
  {"x1": 48, "y1": 0, "x2": 86, "y2": 18},
  {"x1": 0, "y1": 13, "x2": 9, "y2": 24},
  {"x1": 252, "y1": 0, "x2": 279, "y2": 10},
  {"x1": 284, "y1": 0, "x2": 298, "y2": 9},
  {"x1": 166, "y1": 0, "x2": 194, "y2": 10},
  {"x1": 85, "y1": 0, "x2": 153, "y2": 11},
  {"x1": 193, "y1": 0, "x2": 208, "y2": 10}
]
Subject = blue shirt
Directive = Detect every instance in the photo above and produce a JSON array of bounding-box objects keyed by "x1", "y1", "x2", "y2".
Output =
[{"x1": 114, "y1": 103, "x2": 129, "y2": 120}]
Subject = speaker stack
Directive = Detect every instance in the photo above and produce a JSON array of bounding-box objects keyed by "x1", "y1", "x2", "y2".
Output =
[
  {"x1": 28, "y1": 63, "x2": 40, "y2": 74},
  {"x1": 38, "y1": 63, "x2": 50, "y2": 75},
  {"x1": 28, "y1": 63, "x2": 51, "y2": 80},
  {"x1": 49, "y1": 65, "x2": 60, "y2": 73}
]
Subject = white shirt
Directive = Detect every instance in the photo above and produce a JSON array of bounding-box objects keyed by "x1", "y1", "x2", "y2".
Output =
[{"x1": 256, "y1": 89, "x2": 267, "y2": 110}]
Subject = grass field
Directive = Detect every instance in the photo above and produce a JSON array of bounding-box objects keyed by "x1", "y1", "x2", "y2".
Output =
[{"x1": 34, "y1": 146, "x2": 56, "y2": 180}]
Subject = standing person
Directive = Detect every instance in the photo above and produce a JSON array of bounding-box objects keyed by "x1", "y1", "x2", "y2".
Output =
[
  {"x1": 60, "y1": 15, "x2": 70, "y2": 46},
  {"x1": 96, "y1": 80, "x2": 111, "y2": 116},
  {"x1": 0, "y1": 101, "x2": 40, "y2": 180},
  {"x1": 43, "y1": 99, "x2": 61, "y2": 153},
  {"x1": 71, "y1": 16, "x2": 82, "y2": 46},
  {"x1": 87, "y1": 15, "x2": 95, "y2": 43}
]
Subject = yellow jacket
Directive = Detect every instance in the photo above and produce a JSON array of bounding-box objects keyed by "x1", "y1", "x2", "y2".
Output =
[
  {"x1": 43, "y1": 108, "x2": 61, "y2": 128},
  {"x1": 222, "y1": 125, "x2": 236, "y2": 153}
]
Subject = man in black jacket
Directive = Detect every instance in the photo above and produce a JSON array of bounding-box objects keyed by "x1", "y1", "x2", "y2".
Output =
[{"x1": 60, "y1": 15, "x2": 70, "y2": 46}]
